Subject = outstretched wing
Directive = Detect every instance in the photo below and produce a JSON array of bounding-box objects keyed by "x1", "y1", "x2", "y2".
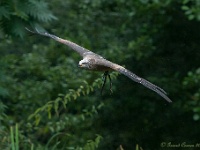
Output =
[
  {"x1": 95, "y1": 59, "x2": 172, "y2": 102},
  {"x1": 25, "y1": 28, "x2": 91, "y2": 57}
]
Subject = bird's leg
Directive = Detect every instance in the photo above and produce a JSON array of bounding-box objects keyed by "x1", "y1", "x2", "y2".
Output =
[
  {"x1": 101, "y1": 71, "x2": 108, "y2": 95},
  {"x1": 101, "y1": 71, "x2": 113, "y2": 95},
  {"x1": 108, "y1": 73, "x2": 113, "y2": 94}
]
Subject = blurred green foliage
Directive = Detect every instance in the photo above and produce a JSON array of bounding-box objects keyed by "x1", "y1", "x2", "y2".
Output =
[
  {"x1": 0, "y1": 0, "x2": 200, "y2": 149},
  {"x1": 0, "y1": 0, "x2": 56, "y2": 37},
  {"x1": 182, "y1": 0, "x2": 200, "y2": 20}
]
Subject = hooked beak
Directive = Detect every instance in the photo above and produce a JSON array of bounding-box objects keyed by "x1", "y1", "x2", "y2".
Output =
[{"x1": 78, "y1": 64, "x2": 83, "y2": 67}]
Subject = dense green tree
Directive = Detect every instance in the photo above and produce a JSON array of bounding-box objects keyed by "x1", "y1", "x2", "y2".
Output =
[{"x1": 0, "y1": 0, "x2": 200, "y2": 149}]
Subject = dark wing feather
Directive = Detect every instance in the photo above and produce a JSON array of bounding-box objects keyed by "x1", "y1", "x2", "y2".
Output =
[
  {"x1": 95, "y1": 59, "x2": 172, "y2": 102},
  {"x1": 25, "y1": 28, "x2": 91, "y2": 57},
  {"x1": 117, "y1": 67, "x2": 172, "y2": 102}
]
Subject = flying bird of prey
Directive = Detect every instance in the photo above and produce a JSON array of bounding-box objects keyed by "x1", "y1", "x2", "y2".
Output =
[{"x1": 26, "y1": 28, "x2": 172, "y2": 103}]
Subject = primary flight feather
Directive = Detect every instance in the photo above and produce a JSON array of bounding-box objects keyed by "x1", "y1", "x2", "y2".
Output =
[{"x1": 26, "y1": 28, "x2": 172, "y2": 103}]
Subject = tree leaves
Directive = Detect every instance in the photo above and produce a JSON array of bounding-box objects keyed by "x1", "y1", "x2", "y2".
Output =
[
  {"x1": 181, "y1": 0, "x2": 200, "y2": 21},
  {"x1": 1, "y1": 0, "x2": 200, "y2": 149},
  {"x1": 0, "y1": 0, "x2": 57, "y2": 37}
]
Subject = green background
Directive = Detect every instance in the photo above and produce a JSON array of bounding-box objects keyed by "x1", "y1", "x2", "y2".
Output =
[{"x1": 0, "y1": 0, "x2": 200, "y2": 149}]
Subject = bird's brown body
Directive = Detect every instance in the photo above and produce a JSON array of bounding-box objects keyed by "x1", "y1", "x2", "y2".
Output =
[{"x1": 26, "y1": 28, "x2": 172, "y2": 103}]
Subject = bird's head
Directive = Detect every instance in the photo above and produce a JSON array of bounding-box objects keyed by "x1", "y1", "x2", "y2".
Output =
[{"x1": 78, "y1": 59, "x2": 90, "y2": 69}]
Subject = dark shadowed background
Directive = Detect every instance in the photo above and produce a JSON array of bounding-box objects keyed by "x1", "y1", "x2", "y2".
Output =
[{"x1": 0, "y1": 0, "x2": 200, "y2": 149}]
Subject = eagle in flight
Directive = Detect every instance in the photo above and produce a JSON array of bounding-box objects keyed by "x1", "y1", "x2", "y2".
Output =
[{"x1": 26, "y1": 28, "x2": 172, "y2": 103}]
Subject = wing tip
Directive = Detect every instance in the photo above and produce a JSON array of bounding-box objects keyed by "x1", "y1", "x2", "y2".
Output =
[
  {"x1": 25, "y1": 27, "x2": 53, "y2": 39},
  {"x1": 162, "y1": 94, "x2": 172, "y2": 103},
  {"x1": 166, "y1": 98, "x2": 172, "y2": 103},
  {"x1": 25, "y1": 27, "x2": 41, "y2": 35},
  {"x1": 25, "y1": 27, "x2": 35, "y2": 34}
]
